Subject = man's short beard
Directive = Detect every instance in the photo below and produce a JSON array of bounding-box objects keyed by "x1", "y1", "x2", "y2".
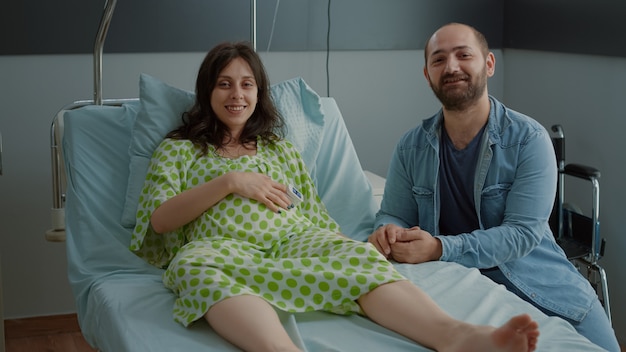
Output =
[{"x1": 431, "y1": 70, "x2": 487, "y2": 111}]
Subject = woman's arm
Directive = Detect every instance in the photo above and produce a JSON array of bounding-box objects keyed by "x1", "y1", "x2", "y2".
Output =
[
  {"x1": 151, "y1": 171, "x2": 293, "y2": 234},
  {"x1": 150, "y1": 172, "x2": 233, "y2": 234}
]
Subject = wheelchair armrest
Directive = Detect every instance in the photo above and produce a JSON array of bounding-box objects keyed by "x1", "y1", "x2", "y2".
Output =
[
  {"x1": 551, "y1": 125, "x2": 565, "y2": 164},
  {"x1": 564, "y1": 163, "x2": 601, "y2": 180}
]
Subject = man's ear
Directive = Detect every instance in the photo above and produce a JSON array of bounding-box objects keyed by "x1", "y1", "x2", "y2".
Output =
[
  {"x1": 486, "y1": 52, "x2": 496, "y2": 78},
  {"x1": 423, "y1": 66, "x2": 432, "y2": 87}
]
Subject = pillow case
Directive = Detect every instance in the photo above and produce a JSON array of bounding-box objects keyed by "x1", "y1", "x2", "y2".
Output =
[
  {"x1": 120, "y1": 74, "x2": 325, "y2": 227},
  {"x1": 120, "y1": 74, "x2": 194, "y2": 227}
]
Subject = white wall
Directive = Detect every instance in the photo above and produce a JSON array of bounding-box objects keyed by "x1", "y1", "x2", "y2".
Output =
[{"x1": 503, "y1": 49, "x2": 626, "y2": 342}]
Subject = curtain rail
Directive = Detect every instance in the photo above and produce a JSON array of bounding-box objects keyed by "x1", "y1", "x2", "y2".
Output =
[
  {"x1": 93, "y1": 0, "x2": 117, "y2": 105},
  {"x1": 92, "y1": 0, "x2": 258, "y2": 104}
]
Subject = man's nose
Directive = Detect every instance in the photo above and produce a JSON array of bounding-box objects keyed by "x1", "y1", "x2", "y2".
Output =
[{"x1": 444, "y1": 57, "x2": 460, "y2": 73}]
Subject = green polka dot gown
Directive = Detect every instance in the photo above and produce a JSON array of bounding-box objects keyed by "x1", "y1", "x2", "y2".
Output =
[{"x1": 130, "y1": 138, "x2": 405, "y2": 327}]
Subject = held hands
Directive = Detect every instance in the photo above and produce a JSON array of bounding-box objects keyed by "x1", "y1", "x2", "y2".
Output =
[
  {"x1": 231, "y1": 172, "x2": 293, "y2": 213},
  {"x1": 368, "y1": 224, "x2": 442, "y2": 264}
]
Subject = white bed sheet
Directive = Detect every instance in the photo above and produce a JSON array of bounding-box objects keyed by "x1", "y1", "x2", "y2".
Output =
[
  {"x1": 62, "y1": 88, "x2": 603, "y2": 351},
  {"x1": 79, "y1": 262, "x2": 602, "y2": 352}
]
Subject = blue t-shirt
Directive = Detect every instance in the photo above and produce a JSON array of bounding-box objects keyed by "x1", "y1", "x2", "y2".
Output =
[{"x1": 438, "y1": 125, "x2": 486, "y2": 235}]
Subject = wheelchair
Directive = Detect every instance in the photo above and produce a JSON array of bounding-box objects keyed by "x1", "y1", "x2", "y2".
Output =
[{"x1": 549, "y1": 125, "x2": 611, "y2": 324}]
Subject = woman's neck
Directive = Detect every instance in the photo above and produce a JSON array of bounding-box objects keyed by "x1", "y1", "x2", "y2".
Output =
[{"x1": 217, "y1": 140, "x2": 257, "y2": 159}]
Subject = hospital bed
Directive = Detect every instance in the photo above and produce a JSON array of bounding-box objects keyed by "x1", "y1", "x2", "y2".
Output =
[
  {"x1": 46, "y1": 1, "x2": 605, "y2": 351},
  {"x1": 53, "y1": 74, "x2": 605, "y2": 352}
]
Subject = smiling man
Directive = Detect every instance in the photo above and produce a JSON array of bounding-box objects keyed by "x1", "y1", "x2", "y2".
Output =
[{"x1": 368, "y1": 23, "x2": 619, "y2": 351}]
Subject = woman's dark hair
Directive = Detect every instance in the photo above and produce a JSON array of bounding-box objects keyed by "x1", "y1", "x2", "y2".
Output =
[{"x1": 167, "y1": 41, "x2": 284, "y2": 154}]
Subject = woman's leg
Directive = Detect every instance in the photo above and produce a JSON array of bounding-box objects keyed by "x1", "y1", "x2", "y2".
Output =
[
  {"x1": 205, "y1": 295, "x2": 301, "y2": 352},
  {"x1": 357, "y1": 280, "x2": 539, "y2": 352}
]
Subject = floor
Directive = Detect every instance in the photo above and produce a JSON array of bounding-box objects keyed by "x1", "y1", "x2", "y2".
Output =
[{"x1": 4, "y1": 314, "x2": 96, "y2": 352}]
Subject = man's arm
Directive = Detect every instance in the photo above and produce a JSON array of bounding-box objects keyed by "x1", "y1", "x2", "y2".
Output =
[
  {"x1": 374, "y1": 143, "x2": 420, "y2": 230},
  {"x1": 376, "y1": 126, "x2": 557, "y2": 268},
  {"x1": 370, "y1": 142, "x2": 420, "y2": 257},
  {"x1": 437, "y1": 127, "x2": 557, "y2": 268}
]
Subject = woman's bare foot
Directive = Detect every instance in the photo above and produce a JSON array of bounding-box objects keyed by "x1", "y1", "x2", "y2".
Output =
[
  {"x1": 444, "y1": 314, "x2": 539, "y2": 352},
  {"x1": 492, "y1": 314, "x2": 539, "y2": 351}
]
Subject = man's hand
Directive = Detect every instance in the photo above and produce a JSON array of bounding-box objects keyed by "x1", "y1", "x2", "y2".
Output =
[
  {"x1": 368, "y1": 224, "x2": 406, "y2": 258},
  {"x1": 368, "y1": 224, "x2": 442, "y2": 263},
  {"x1": 390, "y1": 227, "x2": 442, "y2": 264}
]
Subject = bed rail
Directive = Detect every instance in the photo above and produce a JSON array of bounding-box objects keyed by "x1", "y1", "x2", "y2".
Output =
[{"x1": 46, "y1": 0, "x2": 258, "y2": 241}]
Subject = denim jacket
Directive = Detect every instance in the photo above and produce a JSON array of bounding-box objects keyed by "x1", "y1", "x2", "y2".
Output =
[{"x1": 375, "y1": 96, "x2": 596, "y2": 321}]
